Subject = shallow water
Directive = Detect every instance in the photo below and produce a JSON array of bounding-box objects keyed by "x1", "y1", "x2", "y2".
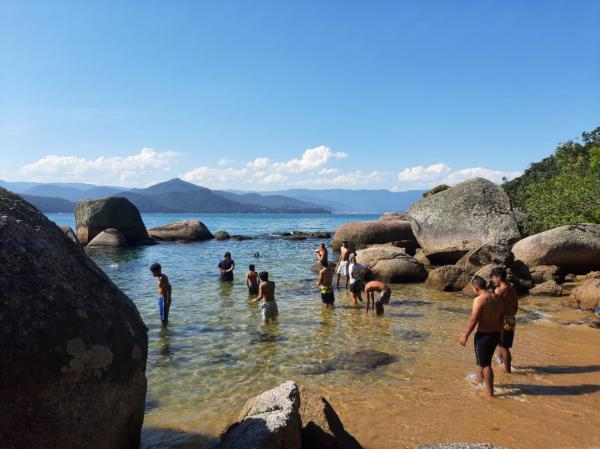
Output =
[{"x1": 47, "y1": 213, "x2": 600, "y2": 449}]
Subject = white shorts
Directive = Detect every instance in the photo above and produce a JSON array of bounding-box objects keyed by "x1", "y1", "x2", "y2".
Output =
[
  {"x1": 337, "y1": 261, "x2": 349, "y2": 276},
  {"x1": 261, "y1": 301, "x2": 279, "y2": 321}
]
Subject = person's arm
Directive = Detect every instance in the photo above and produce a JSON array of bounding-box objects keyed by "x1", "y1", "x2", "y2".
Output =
[
  {"x1": 228, "y1": 261, "x2": 235, "y2": 273},
  {"x1": 250, "y1": 283, "x2": 263, "y2": 304},
  {"x1": 460, "y1": 298, "x2": 482, "y2": 346},
  {"x1": 317, "y1": 269, "x2": 324, "y2": 286},
  {"x1": 218, "y1": 262, "x2": 224, "y2": 273}
]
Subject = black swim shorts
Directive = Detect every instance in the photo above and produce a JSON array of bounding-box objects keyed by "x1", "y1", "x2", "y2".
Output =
[
  {"x1": 321, "y1": 292, "x2": 335, "y2": 304},
  {"x1": 500, "y1": 330, "x2": 515, "y2": 349},
  {"x1": 350, "y1": 281, "x2": 364, "y2": 293},
  {"x1": 474, "y1": 331, "x2": 501, "y2": 367}
]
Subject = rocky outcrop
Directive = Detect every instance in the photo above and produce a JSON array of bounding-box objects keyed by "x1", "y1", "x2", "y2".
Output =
[
  {"x1": 214, "y1": 230, "x2": 231, "y2": 240},
  {"x1": 332, "y1": 221, "x2": 417, "y2": 252},
  {"x1": 565, "y1": 279, "x2": 600, "y2": 311},
  {"x1": 529, "y1": 280, "x2": 564, "y2": 296},
  {"x1": 408, "y1": 178, "x2": 521, "y2": 264},
  {"x1": 425, "y1": 265, "x2": 471, "y2": 292},
  {"x1": 148, "y1": 220, "x2": 213, "y2": 241},
  {"x1": 75, "y1": 196, "x2": 153, "y2": 246},
  {"x1": 88, "y1": 228, "x2": 128, "y2": 247},
  {"x1": 466, "y1": 262, "x2": 532, "y2": 294},
  {"x1": 60, "y1": 225, "x2": 80, "y2": 244},
  {"x1": 0, "y1": 188, "x2": 148, "y2": 449},
  {"x1": 530, "y1": 265, "x2": 563, "y2": 284},
  {"x1": 378, "y1": 212, "x2": 410, "y2": 221},
  {"x1": 356, "y1": 245, "x2": 427, "y2": 283},
  {"x1": 455, "y1": 245, "x2": 514, "y2": 275},
  {"x1": 414, "y1": 248, "x2": 431, "y2": 266},
  {"x1": 217, "y1": 381, "x2": 364, "y2": 449},
  {"x1": 512, "y1": 224, "x2": 600, "y2": 274}
]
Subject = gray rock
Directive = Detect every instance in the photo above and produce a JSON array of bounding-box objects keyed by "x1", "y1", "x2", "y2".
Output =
[
  {"x1": 564, "y1": 279, "x2": 600, "y2": 311},
  {"x1": 332, "y1": 221, "x2": 417, "y2": 252},
  {"x1": 425, "y1": 265, "x2": 471, "y2": 292},
  {"x1": 414, "y1": 248, "x2": 431, "y2": 266},
  {"x1": 87, "y1": 228, "x2": 128, "y2": 247},
  {"x1": 408, "y1": 178, "x2": 521, "y2": 264},
  {"x1": 356, "y1": 245, "x2": 427, "y2": 283},
  {"x1": 214, "y1": 230, "x2": 231, "y2": 241},
  {"x1": 232, "y1": 235, "x2": 253, "y2": 241},
  {"x1": 309, "y1": 231, "x2": 331, "y2": 239},
  {"x1": 329, "y1": 350, "x2": 394, "y2": 372},
  {"x1": 378, "y1": 211, "x2": 410, "y2": 221},
  {"x1": 0, "y1": 188, "x2": 148, "y2": 449},
  {"x1": 464, "y1": 262, "x2": 532, "y2": 294},
  {"x1": 75, "y1": 196, "x2": 154, "y2": 246},
  {"x1": 512, "y1": 223, "x2": 600, "y2": 274},
  {"x1": 529, "y1": 280, "x2": 564, "y2": 296},
  {"x1": 60, "y1": 225, "x2": 80, "y2": 244},
  {"x1": 530, "y1": 265, "x2": 563, "y2": 284},
  {"x1": 455, "y1": 244, "x2": 514, "y2": 275},
  {"x1": 148, "y1": 220, "x2": 213, "y2": 241}
]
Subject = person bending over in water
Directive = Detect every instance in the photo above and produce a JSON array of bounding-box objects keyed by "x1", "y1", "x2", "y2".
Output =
[
  {"x1": 314, "y1": 243, "x2": 328, "y2": 266},
  {"x1": 218, "y1": 252, "x2": 235, "y2": 282},
  {"x1": 250, "y1": 271, "x2": 278, "y2": 321},
  {"x1": 364, "y1": 280, "x2": 391, "y2": 315},
  {"x1": 150, "y1": 263, "x2": 172, "y2": 328},
  {"x1": 317, "y1": 259, "x2": 335, "y2": 309},
  {"x1": 492, "y1": 267, "x2": 518, "y2": 373},
  {"x1": 246, "y1": 264, "x2": 259, "y2": 296},
  {"x1": 348, "y1": 253, "x2": 365, "y2": 305},
  {"x1": 460, "y1": 275, "x2": 504, "y2": 398},
  {"x1": 336, "y1": 240, "x2": 350, "y2": 289}
]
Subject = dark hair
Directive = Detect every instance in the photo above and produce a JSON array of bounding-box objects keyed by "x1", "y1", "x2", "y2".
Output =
[
  {"x1": 490, "y1": 266, "x2": 507, "y2": 281},
  {"x1": 321, "y1": 260, "x2": 329, "y2": 268},
  {"x1": 342, "y1": 240, "x2": 348, "y2": 246},
  {"x1": 249, "y1": 264, "x2": 255, "y2": 271},
  {"x1": 259, "y1": 271, "x2": 269, "y2": 281},
  {"x1": 471, "y1": 275, "x2": 487, "y2": 290},
  {"x1": 224, "y1": 252, "x2": 231, "y2": 259},
  {"x1": 150, "y1": 263, "x2": 161, "y2": 272}
]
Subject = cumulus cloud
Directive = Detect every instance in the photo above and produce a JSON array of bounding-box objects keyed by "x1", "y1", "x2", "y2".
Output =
[
  {"x1": 396, "y1": 163, "x2": 521, "y2": 188},
  {"x1": 272, "y1": 146, "x2": 347, "y2": 173},
  {"x1": 19, "y1": 148, "x2": 178, "y2": 186},
  {"x1": 217, "y1": 158, "x2": 235, "y2": 166}
]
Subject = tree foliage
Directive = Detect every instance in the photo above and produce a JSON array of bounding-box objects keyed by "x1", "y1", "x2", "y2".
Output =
[
  {"x1": 503, "y1": 126, "x2": 600, "y2": 235},
  {"x1": 422, "y1": 184, "x2": 450, "y2": 198}
]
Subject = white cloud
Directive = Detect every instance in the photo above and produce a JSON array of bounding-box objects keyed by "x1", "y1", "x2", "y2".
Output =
[
  {"x1": 258, "y1": 173, "x2": 288, "y2": 184},
  {"x1": 19, "y1": 148, "x2": 178, "y2": 186},
  {"x1": 217, "y1": 158, "x2": 235, "y2": 166},
  {"x1": 272, "y1": 146, "x2": 347, "y2": 173},
  {"x1": 397, "y1": 162, "x2": 521, "y2": 188}
]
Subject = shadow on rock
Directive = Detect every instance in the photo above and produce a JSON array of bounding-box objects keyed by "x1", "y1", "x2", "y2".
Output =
[{"x1": 141, "y1": 427, "x2": 216, "y2": 449}]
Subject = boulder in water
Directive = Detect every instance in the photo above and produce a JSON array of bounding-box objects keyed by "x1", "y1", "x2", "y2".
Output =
[
  {"x1": 425, "y1": 265, "x2": 471, "y2": 292},
  {"x1": 529, "y1": 280, "x2": 564, "y2": 296},
  {"x1": 75, "y1": 196, "x2": 153, "y2": 246},
  {"x1": 148, "y1": 220, "x2": 213, "y2": 241},
  {"x1": 332, "y1": 221, "x2": 417, "y2": 252},
  {"x1": 0, "y1": 188, "x2": 148, "y2": 449},
  {"x1": 455, "y1": 245, "x2": 514, "y2": 275},
  {"x1": 378, "y1": 211, "x2": 410, "y2": 221},
  {"x1": 87, "y1": 228, "x2": 128, "y2": 247},
  {"x1": 512, "y1": 223, "x2": 600, "y2": 274},
  {"x1": 530, "y1": 265, "x2": 564, "y2": 284},
  {"x1": 214, "y1": 230, "x2": 231, "y2": 240},
  {"x1": 329, "y1": 349, "x2": 394, "y2": 372},
  {"x1": 565, "y1": 279, "x2": 600, "y2": 311},
  {"x1": 408, "y1": 178, "x2": 521, "y2": 264},
  {"x1": 356, "y1": 245, "x2": 427, "y2": 283}
]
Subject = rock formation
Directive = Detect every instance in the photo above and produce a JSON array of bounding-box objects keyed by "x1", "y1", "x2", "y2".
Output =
[
  {"x1": 148, "y1": 220, "x2": 213, "y2": 241},
  {"x1": 215, "y1": 230, "x2": 231, "y2": 240},
  {"x1": 529, "y1": 280, "x2": 564, "y2": 296},
  {"x1": 356, "y1": 245, "x2": 427, "y2": 283},
  {"x1": 425, "y1": 265, "x2": 471, "y2": 292},
  {"x1": 332, "y1": 220, "x2": 418, "y2": 252},
  {"x1": 565, "y1": 279, "x2": 600, "y2": 311},
  {"x1": 88, "y1": 228, "x2": 128, "y2": 247}
]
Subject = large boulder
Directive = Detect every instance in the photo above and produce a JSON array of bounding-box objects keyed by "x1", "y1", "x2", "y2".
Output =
[
  {"x1": 529, "y1": 280, "x2": 564, "y2": 296},
  {"x1": 75, "y1": 196, "x2": 153, "y2": 246},
  {"x1": 214, "y1": 230, "x2": 231, "y2": 241},
  {"x1": 425, "y1": 265, "x2": 471, "y2": 292},
  {"x1": 408, "y1": 178, "x2": 521, "y2": 264},
  {"x1": 332, "y1": 221, "x2": 417, "y2": 252},
  {"x1": 455, "y1": 245, "x2": 514, "y2": 275},
  {"x1": 465, "y1": 262, "x2": 532, "y2": 294},
  {"x1": 378, "y1": 211, "x2": 410, "y2": 221},
  {"x1": 148, "y1": 220, "x2": 213, "y2": 242},
  {"x1": 88, "y1": 228, "x2": 128, "y2": 247},
  {"x1": 0, "y1": 188, "x2": 148, "y2": 449},
  {"x1": 356, "y1": 245, "x2": 427, "y2": 283},
  {"x1": 530, "y1": 265, "x2": 564, "y2": 284},
  {"x1": 565, "y1": 279, "x2": 600, "y2": 311},
  {"x1": 60, "y1": 225, "x2": 80, "y2": 244},
  {"x1": 512, "y1": 224, "x2": 600, "y2": 274}
]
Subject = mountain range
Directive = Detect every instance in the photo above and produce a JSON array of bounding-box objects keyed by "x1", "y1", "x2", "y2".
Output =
[{"x1": 1, "y1": 178, "x2": 425, "y2": 214}]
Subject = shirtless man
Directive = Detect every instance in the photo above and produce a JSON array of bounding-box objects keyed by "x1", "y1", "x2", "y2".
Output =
[
  {"x1": 246, "y1": 264, "x2": 259, "y2": 296},
  {"x1": 314, "y1": 243, "x2": 328, "y2": 266},
  {"x1": 317, "y1": 260, "x2": 335, "y2": 309},
  {"x1": 364, "y1": 280, "x2": 391, "y2": 315},
  {"x1": 150, "y1": 263, "x2": 172, "y2": 328},
  {"x1": 492, "y1": 267, "x2": 518, "y2": 373},
  {"x1": 336, "y1": 240, "x2": 350, "y2": 288},
  {"x1": 460, "y1": 275, "x2": 504, "y2": 397},
  {"x1": 250, "y1": 271, "x2": 278, "y2": 321}
]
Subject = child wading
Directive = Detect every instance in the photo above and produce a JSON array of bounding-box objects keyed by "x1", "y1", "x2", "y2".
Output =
[
  {"x1": 150, "y1": 263, "x2": 172, "y2": 328},
  {"x1": 250, "y1": 271, "x2": 278, "y2": 321},
  {"x1": 246, "y1": 264, "x2": 259, "y2": 295}
]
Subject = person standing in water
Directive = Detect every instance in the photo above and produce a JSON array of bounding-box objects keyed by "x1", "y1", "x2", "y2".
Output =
[
  {"x1": 460, "y1": 275, "x2": 504, "y2": 398},
  {"x1": 492, "y1": 267, "x2": 518, "y2": 373},
  {"x1": 218, "y1": 252, "x2": 235, "y2": 282},
  {"x1": 314, "y1": 243, "x2": 328, "y2": 266},
  {"x1": 150, "y1": 263, "x2": 172, "y2": 328},
  {"x1": 364, "y1": 280, "x2": 391, "y2": 315},
  {"x1": 348, "y1": 253, "x2": 365, "y2": 305},
  {"x1": 246, "y1": 264, "x2": 259, "y2": 296},
  {"x1": 317, "y1": 260, "x2": 335, "y2": 309},
  {"x1": 250, "y1": 271, "x2": 278, "y2": 321},
  {"x1": 336, "y1": 240, "x2": 350, "y2": 289}
]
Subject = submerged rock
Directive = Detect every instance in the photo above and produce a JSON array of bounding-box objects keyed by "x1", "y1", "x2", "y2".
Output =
[
  {"x1": 232, "y1": 235, "x2": 253, "y2": 241},
  {"x1": 512, "y1": 223, "x2": 600, "y2": 274},
  {"x1": 148, "y1": 220, "x2": 213, "y2": 241},
  {"x1": 425, "y1": 265, "x2": 471, "y2": 292},
  {"x1": 356, "y1": 245, "x2": 427, "y2": 283},
  {"x1": 0, "y1": 188, "x2": 148, "y2": 449},
  {"x1": 329, "y1": 349, "x2": 394, "y2": 372},
  {"x1": 75, "y1": 196, "x2": 153, "y2": 246},
  {"x1": 565, "y1": 279, "x2": 600, "y2": 311},
  {"x1": 214, "y1": 230, "x2": 231, "y2": 240},
  {"x1": 408, "y1": 178, "x2": 521, "y2": 264},
  {"x1": 87, "y1": 228, "x2": 128, "y2": 247},
  {"x1": 332, "y1": 220, "x2": 417, "y2": 251}
]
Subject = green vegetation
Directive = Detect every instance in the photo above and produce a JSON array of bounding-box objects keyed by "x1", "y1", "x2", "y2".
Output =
[
  {"x1": 422, "y1": 184, "x2": 450, "y2": 198},
  {"x1": 503, "y1": 126, "x2": 600, "y2": 235}
]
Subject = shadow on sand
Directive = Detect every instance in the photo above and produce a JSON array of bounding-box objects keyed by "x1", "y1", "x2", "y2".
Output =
[
  {"x1": 518, "y1": 364, "x2": 600, "y2": 375},
  {"x1": 502, "y1": 383, "x2": 600, "y2": 397}
]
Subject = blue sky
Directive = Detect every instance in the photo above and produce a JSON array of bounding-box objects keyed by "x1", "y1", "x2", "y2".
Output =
[{"x1": 1, "y1": 0, "x2": 599, "y2": 190}]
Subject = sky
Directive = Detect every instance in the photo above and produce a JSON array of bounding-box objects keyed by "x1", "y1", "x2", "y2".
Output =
[{"x1": 1, "y1": 0, "x2": 599, "y2": 191}]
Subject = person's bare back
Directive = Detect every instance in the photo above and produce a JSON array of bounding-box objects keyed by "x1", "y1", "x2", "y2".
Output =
[
  {"x1": 259, "y1": 280, "x2": 275, "y2": 302},
  {"x1": 318, "y1": 265, "x2": 334, "y2": 287},
  {"x1": 475, "y1": 292, "x2": 504, "y2": 333},
  {"x1": 495, "y1": 281, "x2": 518, "y2": 316}
]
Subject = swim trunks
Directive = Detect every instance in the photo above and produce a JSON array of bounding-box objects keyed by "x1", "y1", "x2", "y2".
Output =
[
  {"x1": 500, "y1": 316, "x2": 516, "y2": 348},
  {"x1": 158, "y1": 297, "x2": 169, "y2": 322},
  {"x1": 320, "y1": 285, "x2": 335, "y2": 304},
  {"x1": 474, "y1": 331, "x2": 501, "y2": 367},
  {"x1": 350, "y1": 280, "x2": 364, "y2": 293},
  {"x1": 379, "y1": 289, "x2": 391, "y2": 304},
  {"x1": 261, "y1": 301, "x2": 279, "y2": 320},
  {"x1": 248, "y1": 284, "x2": 259, "y2": 296},
  {"x1": 337, "y1": 261, "x2": 349, "y2": 276}
]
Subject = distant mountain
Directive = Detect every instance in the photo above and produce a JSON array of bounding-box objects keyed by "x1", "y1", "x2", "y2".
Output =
[
  {"x1": 215, "y1": 190, "x2": 334, "y2": 213},
  {"x1": 21, "y1": 194, "x2": 75, "y2": 213},
  {"x1": 126, "y1": 178, "x2": 204, "y2": 196},
  {"x1": 0, "y1": 180, "x2": 129, "y2": 201}
]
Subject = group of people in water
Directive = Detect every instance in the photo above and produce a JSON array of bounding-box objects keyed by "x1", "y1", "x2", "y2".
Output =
[{"x1": 150, "y1": 240, "x2": 518, "y2": 398}]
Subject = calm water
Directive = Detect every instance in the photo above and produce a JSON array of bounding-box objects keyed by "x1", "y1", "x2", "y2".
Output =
[{"x1": 46, "y1": 213, "x2": 600, "y2": 449}]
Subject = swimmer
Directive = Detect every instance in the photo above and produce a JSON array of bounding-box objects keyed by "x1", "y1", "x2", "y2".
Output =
[
  {"x1": 246, "y1": 264, "x2": 259, "y2": 296},
  {"x1": 150, "y1": 263, "x2": 172, "y2": 328},
  {"x1": 336, "y1": 240, "x2": 350, "y2": 288},
  {"x1": 364, "y1": 280, "x2": 391, "y2": 315},
  {"x1": 492, "y1": 267, "x2": 518, "y2": 373},
  {"x1": 218, "y1": 252, "x2": 235, "y2": 282},
  {"x1": 317, "y1": 259, "x2": 335, "y2": 309},
  {"x1": 314, "y1": 243, "x2": 328, "y2": 266},
  {"x1": 250, "y1": 271, "x2": 278, "y2": 321},
  {"x1": 459, "y1": 275, "x2": 504, "y2": 398}
]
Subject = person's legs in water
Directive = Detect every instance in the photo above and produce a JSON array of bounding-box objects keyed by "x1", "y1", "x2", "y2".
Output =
[
  {"x1": 482, "y1": 365, "x2": 495, "y2": 397},
  {"x1": 375, "y1": 300, "x2": 384, "y2": 315}
]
